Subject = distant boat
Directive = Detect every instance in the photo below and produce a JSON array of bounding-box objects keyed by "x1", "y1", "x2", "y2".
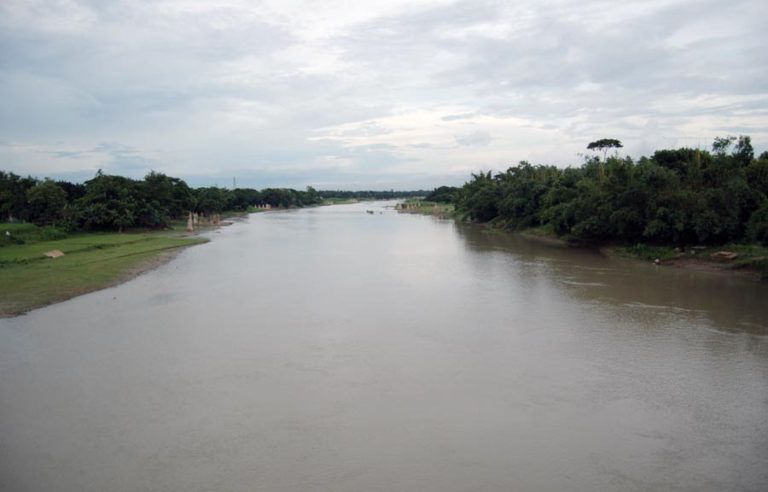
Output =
[{"x1": 366, "y1": 210, "x2": 374, "y2": 214}]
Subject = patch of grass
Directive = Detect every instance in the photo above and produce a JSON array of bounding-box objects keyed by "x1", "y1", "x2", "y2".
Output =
[
  {"x1": 0, "y1": 225, "x2": 207, "y2": 316},
  {"x1": 612, "y1": 242, "x2": 768, "y2": 279},
  {"x1": 615, "y1": 244, "x2": 679, "y2": 261},
  {"x1": 718, "y1": 243, "x2": 768, "y2": 257},
  {"x1": 724, "y1": 244, "x2": 768, "y2": 279},
  {"x1": 1, "y1": 223, "x2": 68, "y2": 246},
  {"x1": 0, "y1": 223, "x2": 38, "y2": 234},
  {"x1": 398, "y1": 200, "x2": 455, "y2": 217}
]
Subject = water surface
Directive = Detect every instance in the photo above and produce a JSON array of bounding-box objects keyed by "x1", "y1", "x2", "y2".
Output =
[{"x1": 2, "y1": 202, "x2": 767, "y2": 491}]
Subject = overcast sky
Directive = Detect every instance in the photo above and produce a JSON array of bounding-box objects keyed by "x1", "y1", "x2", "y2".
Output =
[{"x1": 1, "y1": 0, "x2": 766, "y2": 189}]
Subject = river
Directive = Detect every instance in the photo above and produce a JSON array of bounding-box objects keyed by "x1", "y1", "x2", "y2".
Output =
[{"x1": 1, "y1": 201, "x2": 767, "y2": 491}]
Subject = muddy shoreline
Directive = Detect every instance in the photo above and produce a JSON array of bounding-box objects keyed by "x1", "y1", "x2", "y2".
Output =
[{"x1": 405, "y1": 208, "x2": 765, "y2": 281}]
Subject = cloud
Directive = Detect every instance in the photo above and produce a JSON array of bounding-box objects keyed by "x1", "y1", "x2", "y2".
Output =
[
  {"x1": 442, "y1": 112, "x2": 476, "y2": 121},
  {"x1": 0, "y1": 0, "x2": 766, "y2": 188},
  {"x1": 455, "y1": 130, "x2": 493, "y2": 147}
]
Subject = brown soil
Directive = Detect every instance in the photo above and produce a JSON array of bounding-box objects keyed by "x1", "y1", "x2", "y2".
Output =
[{"x1": 663, "y1": 257, "x2": 761, "y2": 279}]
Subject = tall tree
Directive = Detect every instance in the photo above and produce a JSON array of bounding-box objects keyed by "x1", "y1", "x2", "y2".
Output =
[
  {"x1": 26, "y1": 179, "x2": 67, "y2": 226},
  {"x1": 587, "y1": 138, "x2": 623, "y2": 162}
]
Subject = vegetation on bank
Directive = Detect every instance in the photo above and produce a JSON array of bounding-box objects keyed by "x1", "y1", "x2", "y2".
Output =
[
  {"x1": 419, "y1": 136, "x2": 768, "y2": 276},
  {"x1": 427, "y1": 137, "x2": 766, "y2": 242},
  {"x1": 0, "y1": 170, "x2": 430, "y2": 314},
  {"x1": 0, "y1": 170, "x2": 330, "y2": 232},
  {"x1": 0, "y1": 222, "x2": 208, "y2": 316},
  {"x1": 397, "y1": 199, "x2": 455, "y2": 217},
  {"x1": 0, "y1": 170, "x2": 427, "y2": 234}
]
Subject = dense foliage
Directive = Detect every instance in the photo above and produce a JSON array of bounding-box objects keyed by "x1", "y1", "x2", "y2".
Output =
[
  {"x1": 0, "y1": 170, "x2": 331, "y2": 231},
  {"x1": 1, "y1": 168, "x2": 430, "y2": 232},
  {"x1": 447, "y1": 137, "x2": 768, "y2": 246},
  {"x1": 423, "y1": 186, "x2": 459, "y2": 203}
]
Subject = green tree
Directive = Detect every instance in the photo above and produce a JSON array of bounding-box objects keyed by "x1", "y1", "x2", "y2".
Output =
[
  {"x1": 76, "y1": 172, "x2": 139, "y2": 231},
  {"x1": 141, "y1": 171, "x2": 192, "y2": 220},
  {"x1": 424, "y1": 186, "x2": 459, "y2": 203},
  {"x1": 26, "y1": 179, "x2": 67, "y2": 226},
  {"x1": 587, "y1": 138, "x2": 623, "y2": 161},
  {"x1": 0, "y1": 172, "x2": 37, "y2": 222},
  {"x1": 457, "y1": 171, "x2": 500, "y2": 222},
  {"x1": 192, "y1": 187, "x2": 229, "y2": 214},
  {"x1": 733, "y1": 135, "x2": 754, "y2": 167},
  {"x1": 747, "y1": 202, "x2": 768, "y2": 245}
]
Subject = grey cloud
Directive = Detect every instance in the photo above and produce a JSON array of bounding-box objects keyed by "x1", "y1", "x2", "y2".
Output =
[
  {"x1": 41, "y1": 141, "x2": 159, "y2": 176},
  {"x1": 456, "y1": 131, "x2": 492, "y2": 147},
  {"x1": 49, "y1": 150, "x2": 89, "y2": 159},
  {"x1": 713, "y1": 125, "x2": 768, "y2": 133},
  {"x1": 1, "y1": 0, "x2": 766, "y2": 186}
]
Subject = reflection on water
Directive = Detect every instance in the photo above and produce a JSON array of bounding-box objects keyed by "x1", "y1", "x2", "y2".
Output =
[
  {"x1": 455, "y1": 223, "x2": 768, "y2": 335},
  {"x1": 1, "y1": 201, "x2": 767, "y2": 492}
]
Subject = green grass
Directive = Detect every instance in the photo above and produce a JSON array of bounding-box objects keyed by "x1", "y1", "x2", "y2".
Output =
[
  {"x1": 1, "y1": 223, "x2": 68, "y2": 246},
  {"x1": 0, "y1": 223, "x2": 38, "y2": 234},
  {"x1": 0, "y1": 223, "x2": 208, "y2": 316},
  {"x1": 398, "y1": 199, "x2": 455, "y2": 217},
  {"x1": 721, "y1": 244, "x2": 768, "y2": 279},
  {"x1": 614, "y1": 244, "x2": 680, "y2": 261},
  {"x1": 612, "y1": 242, "x2": 768, "y2": 279}
]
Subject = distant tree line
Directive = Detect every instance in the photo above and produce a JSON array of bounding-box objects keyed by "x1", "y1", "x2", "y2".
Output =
[
  {"x1": 435, "y1": 136, "x2": 768, "y2": 246},
  {"x1": 1, "y1": 169, "x2": 431, "y2": 232},
  {"x1": 0, "y1": 171, "x2": 344, "y2": 231},
  {"x1": 317, "y1": 190, "x2": 428, "y2": 200}
]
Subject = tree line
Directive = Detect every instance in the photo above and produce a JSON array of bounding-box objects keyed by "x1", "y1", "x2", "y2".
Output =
[
  {"x1": 431, "y1": 136, "x2": 768, "y2": 246},
  {"x1": 0, "y1": 170, "x2": 407, "y2": 232},
  {"x1": 317, "y1": 190, "x2": 427, "y2": 200}
]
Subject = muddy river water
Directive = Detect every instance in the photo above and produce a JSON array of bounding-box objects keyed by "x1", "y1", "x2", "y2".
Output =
[{"x1": 1, "y1": 201, "x2": 767, "y2": 491}]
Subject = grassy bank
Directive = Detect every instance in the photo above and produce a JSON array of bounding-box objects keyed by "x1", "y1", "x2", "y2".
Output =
[
  {"x1": 395, "y1": 204, "x2": 768, "y2": 279},
  {"x1": 608, "y1": 243, "x2": 768, "y2": 278},
  {"x1": 397, "y1": 199, "x2": 455, "y2": 217},
  {"x1": 515, "y1": 225, "x2": 571, "y2": 246},
  {"x1": 0, "y1": 224, "x2": 208, "y2": 317},
  {"x1": 514, "y1": 226, "x2": 768, "y2": 279}
]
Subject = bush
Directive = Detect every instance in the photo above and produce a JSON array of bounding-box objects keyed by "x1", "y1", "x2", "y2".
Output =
[
  {"x1": 40, "y1": 227, "x2": 67, "y2": 241},
  {"x1": 747, "y1": 202, "x2": 768, "y2": 245}
]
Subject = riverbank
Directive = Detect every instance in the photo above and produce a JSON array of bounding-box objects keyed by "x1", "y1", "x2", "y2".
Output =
[
  {"x1": 396, "y1": 199, "x2": 454, "y2": 218},
  {"x1": 398, "y1": 203, "x2": 768, "y2": 280},
  {"x1": 521, "y1": 231, "x2": 768, "y2": 280},
  {"x1": 602, "y1": 243, "x2": 768, "y2": 278},
  {"x1": 0, "y1": 224, "x2": 209, "y2": 317}
]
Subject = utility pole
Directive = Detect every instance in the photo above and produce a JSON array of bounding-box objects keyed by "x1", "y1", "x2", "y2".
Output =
[{"x1": 233, "y1": 177, "x2": 236, "y2": 189}]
